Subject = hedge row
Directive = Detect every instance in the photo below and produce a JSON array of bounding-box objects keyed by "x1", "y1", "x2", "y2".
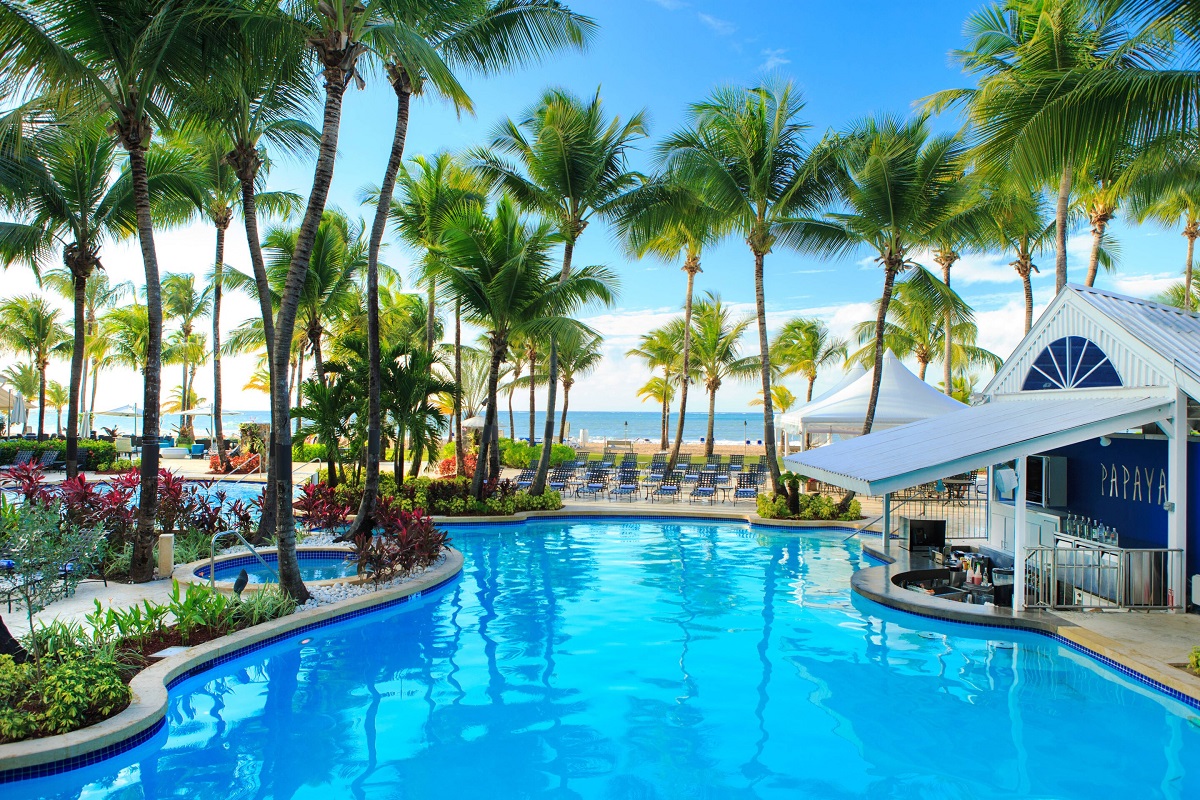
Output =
[{"x1": 0, "y1": 439, "x2": 117, "y2": 466}]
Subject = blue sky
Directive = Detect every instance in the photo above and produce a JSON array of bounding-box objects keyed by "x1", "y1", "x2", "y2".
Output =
[{"x1": 2, "y1": 0, "x2": 1188, "y2": 414}]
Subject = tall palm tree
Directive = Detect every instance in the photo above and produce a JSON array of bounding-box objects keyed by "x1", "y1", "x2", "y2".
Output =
[
  {"x1": 555, "y1": 326, "x2": 602, "y2": 443},
  {"x1": 291, "y1": 374, "x2": 353, "y2": 487},
  {"x1": 101, "y1": 304, "x2": 151, "y2": 375},
  {"x1": 688, "y1": 293, "x2": 757, "y2": 457},
  {"x1": 470, "y1": 87, "x2": 646, "y2": 493},
  {"x1": 928, "y1": 0, "x2": 1186, "y2": 293},
  {"x1": 614, "y1": 175, "x2": 728, "y2": 472},
  {"x1": 847, "y1": 268, "x2": 1001, "y2": 380},
  {"x1": 1, "y1": 0, "x2": 242, "y2": 582},
  {"x1": 770, "y1": 317, "x2": 847, "y2": 402},
  {"x1": 803, "y1": 115, "x2": 970, "y2": 435},
  {"x1": 636, "y1": 376, "x2": 675, "y2": 438},
  {"x1": 979, "y1": 173, "x2": 1056, "y2": 333},
  {"x1": 627, "y1": 324, "x2": 683, "y2": 451},
  {"x1": 0, "y1": 116, "x2": 190, "y2": 476},
  {"x1": 749, "y1": 384, "x2": 796, "y2": 454},
  {"x1": 0, "y1": 295, "x2": 70, "y2": 440},
  {"x1": 658, "y1": 81, "x2": 839, "y2": 491},
  {"x1": 348, "y1": 0, "x2": 591, "y2": 533},
  {"x1": 161, "y1": 274, "x2": 211, "y2": 441},
  {"x1": 1127, "y1": 133, "x2": 1200, "y2": 310},
  {"x1": 440, "y1": 197, "x2": 617, "y2": 499}
]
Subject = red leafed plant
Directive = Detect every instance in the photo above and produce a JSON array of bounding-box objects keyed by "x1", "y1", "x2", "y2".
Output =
[
  {"x1": 209, "y1": 452, "x2": 260, "y2": 474},
  {"x1": 58, "y1": 474, "x2": 103, "y2": 527},
  {"x1": 3, "y1": 463, "x2": 53, "y2": 506},
  {"x1": 352, "y1": 498, "x2": 449, "y2": 588},
  {"x1": 294, "y1": 481, "x2": 350, "y2": 532},
  {"x1": 438, "y1": 452, "x2": 476, "y2": 479}
]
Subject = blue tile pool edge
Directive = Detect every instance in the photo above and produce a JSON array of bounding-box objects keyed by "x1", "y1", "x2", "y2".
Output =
[{"x1": 0, "y1": 567, "x2": 462, "y2": 785}]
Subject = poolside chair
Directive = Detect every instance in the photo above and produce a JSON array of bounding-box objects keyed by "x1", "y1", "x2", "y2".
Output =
[
  {"x1": 705, "y1": 455, "x2": 722, "y2": 471},
  {"x1": 728, "y1": 454, "x2": 744, "y2": 472},
  {"x1": 619, "y1": 453, "x2": 638, "y2": 469},
  {"x1": 650, "y1": 476, "x2": 681, "y2": 502},
  {"x1": 515, "y1": 469, "x2": 536, "y2": 489},
  {"x1": 608, "y1": 469, "x2": 640, "y2": 501},
  {"x1": 548, "y1": 468, "x2": 574, "y2": 493},
  {"x1": 575, "y1": 469, "x2": 608, "y2": 500},
  {"x1": 189, "y1": 443, "x2": 208, "y2": 459},
  {"x1": 715, "y1": 462, "x2": 732, "y2": 487},
  {"x1": 690, "y1": 472, "x2": 719, "y2": 504},
  {"x1": 0, "y1": 450, "x2": 33, "y2": 474},
  {"x1": 681, "y1": 463, "x2": 703, "y2": 484},
  {"x1": 733, "y1": 471, "x2": 759, "y2": 502},
  {"x1": 35, "y1": 450, "x2": 62, "y2": 470}
]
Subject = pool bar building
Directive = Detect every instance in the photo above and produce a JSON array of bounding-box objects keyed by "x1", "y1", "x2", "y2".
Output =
[{"x1": 786, "y1": 284, "x2": 1200, "y2": 613}]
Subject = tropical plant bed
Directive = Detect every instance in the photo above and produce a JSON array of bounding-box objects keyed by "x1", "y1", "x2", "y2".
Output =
[
  {"x1": 303, "y1": 474, "x2": 562, "y2": 525},
  {"x1": 756, "y1": 492, "x2": 863, "y2": 522}
]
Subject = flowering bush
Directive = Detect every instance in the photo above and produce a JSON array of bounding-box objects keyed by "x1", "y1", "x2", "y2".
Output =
[
  {"x1": 208, "y1": 452, "x2": 260, "y2": 474},
  {"x1": 438, "y1": 451, "x2": 476, "y2": 479}
]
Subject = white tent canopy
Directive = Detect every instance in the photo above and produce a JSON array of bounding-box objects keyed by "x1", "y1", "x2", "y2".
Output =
[
  {"x1": 779, "y1": 364, "x2": 866, "y2": 434},
  {"x1": 785, "y1": 351, "x2": 965, "y2": 445}
]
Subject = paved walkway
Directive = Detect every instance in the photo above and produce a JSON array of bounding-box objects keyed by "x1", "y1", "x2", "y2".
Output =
[{"x1": 1055, "y1": 609, "x2": 1200, "y2": 665}]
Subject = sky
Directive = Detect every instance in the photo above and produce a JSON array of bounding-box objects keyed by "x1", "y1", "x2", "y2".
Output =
[{"x1": 0, "y1": 0, "x2": 1191, "y2": 420}]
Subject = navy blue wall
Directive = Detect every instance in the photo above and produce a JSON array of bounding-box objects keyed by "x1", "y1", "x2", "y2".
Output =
[{"x1": 1043, "y1": 437, "x2": 1200, "y2": 580}]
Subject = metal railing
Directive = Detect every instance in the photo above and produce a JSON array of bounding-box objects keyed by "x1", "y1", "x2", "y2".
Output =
[
  {"x1": 883, "y1": 481, "x2": 990, "y2": 542},
  {"x1": 208, "y1": 529, "x2": 277, "y2": 588},
  {"x1": 1025, "y1": 545, "x2": 1185, "y2": 610}
]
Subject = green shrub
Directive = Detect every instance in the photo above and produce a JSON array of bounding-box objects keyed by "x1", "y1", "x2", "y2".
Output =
[
  {"x1": 0, "y1": 654, "x2": 130, "y2": 743},
  {"x1": 0, "y1": 439, "x2": 116, "y2": 466},
  {"x1": 1189, "y1": 646, "x2": 1200, "y2": 672},
  {"x1": 497, "y1": 439, "x2": 574, "y2": 469},
  {"x1": 293, "y1": 442, "x2": 327, "y2": 462},
  {"x1": 756, "y1": 492, "x2": 861, "y2": 522}
]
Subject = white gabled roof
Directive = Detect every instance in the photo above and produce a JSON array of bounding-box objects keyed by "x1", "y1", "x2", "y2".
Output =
[
  {"x1": 782, "y1": 393, "x2": 1174, "y2": 496},
  {"x1": 779, "y1": 364, "x2": 866, "y2": 433},
  {"x1": 986, "y1": 285, "x2": 1200, "y2": 399}
]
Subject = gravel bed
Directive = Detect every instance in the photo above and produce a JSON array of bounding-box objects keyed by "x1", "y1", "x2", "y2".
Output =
[{"x1": 295, "y1": 553, "x2": 448, "y2": 610}]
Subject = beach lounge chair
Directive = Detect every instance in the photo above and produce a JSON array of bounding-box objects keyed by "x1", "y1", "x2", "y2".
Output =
[
  {"x1": 575, "y1": 470, "x2": 608, "y2": 500},
  {"x1": 733, "y1": 471, "x2": 759, "y2": 502},
  {"x1": 35, "y1": 450, "x2": 62, "y2": 470},
  {"x1": 706, "y1": 455, "x2": 722, "y2": 470},
  {"x1": 690, "y1": 472, "x2": 719, "y2": 504},
  {"x1": 515, "y1": 469, "x2": 536, "y2": 489},
  {"x1": 681, "y1": 463, "x2": 703, "y2": 484},
  {"x1": 650, "y1": 476, "x2": 681, "y2": 502},
  {"x1": 618, "y1": 453, "x2": 637, "y2": 469},
  {"x1": 608, "y1": 470, "x2": 640, "y2": 501},
  {"x1": 0, "y1": 451, "x2": 33, "y2": 474},
  {"x1": 728, "y1": 454, "x2": 744, "y2": 472},
  {"x1": 189, "y1": 443, "x2": 208, "y2": 459},
  {"x1": 548, "y1": 468, "x2": 574, "y2": 492}
]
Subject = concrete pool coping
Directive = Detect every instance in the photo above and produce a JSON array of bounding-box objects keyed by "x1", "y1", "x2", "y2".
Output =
[
  {"x1": 853, "y1": 543, "x2": 1200, "y2": 709},
  {"x1": 0, "y1": 548, "x2": 463, "y2": 783}
]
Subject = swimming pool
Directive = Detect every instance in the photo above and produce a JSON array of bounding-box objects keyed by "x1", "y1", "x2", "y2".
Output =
[
  {"x1": 195, "y1": 548, "x2": 357, "y2": 584},
  {"x1": 9, "y1": 519, "x2": 1200, "y2": 798}
]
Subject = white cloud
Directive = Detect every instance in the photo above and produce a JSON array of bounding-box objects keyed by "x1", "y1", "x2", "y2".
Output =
[
  {"x1": 698, "y1": 13, "x2": 735, "y2": 35},
  {"x1": 648, "y1": 0, "x2": 686, "y2": 9},
  {"x1": 759, "y1": 48, "x2": 790, "y2": 71},
  {"x1": 1109, "y1": 272, "x2": 1180, "y2": 299}
]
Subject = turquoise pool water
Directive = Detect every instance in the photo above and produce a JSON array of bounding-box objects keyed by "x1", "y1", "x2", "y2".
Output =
[
  {"x1": 199, "y1": 550, "x2": 357, "y2": 584},
  {"x1": 10, "y1": 519, "x2": 1200, "y2": 798}
]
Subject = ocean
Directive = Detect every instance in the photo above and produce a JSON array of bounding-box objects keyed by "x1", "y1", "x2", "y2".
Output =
[{"x1": 87, "y1": 409, "x2": 772, "y2": 445}]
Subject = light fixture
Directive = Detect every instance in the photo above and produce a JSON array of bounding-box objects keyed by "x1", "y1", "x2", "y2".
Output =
[
  {"x1": 1100, "y1": 436, "x2": 1112, "y2": 447},
  {"x1": 299, "y1": 638, "x2": 312, "y2": 645}
]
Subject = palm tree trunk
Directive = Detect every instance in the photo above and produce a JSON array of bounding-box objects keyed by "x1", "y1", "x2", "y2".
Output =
[
  {"x1": 455, "y1": 300, "x2": 465, "y2": 475},
  {"x1": 65, "y1": 269, "x2": 87, "y2": 478},
  {"x1": 753, "y1": 252, "x2": 781, "y2": 493},
  {"x1": 36, "y1": 364, "x2": 46, "y2": 442},
  {"x1": 88, "y1": 359, "x2": 100, "y2": 437},
  {"x1": 1054, "y1": 166, "x2": 1073, "y2": 294},
  {"x1": 425, "y1": 280, "x2": 436, "y2": 354},
  {"x1": 917, "y1": 359, "x2": 928, "y2": 381},
  {"x1": 1186, "y1": 228, "x2": 1197, "y2": 312},
  {"x1": 349, "y1": 70, "x2": 412, "y2": 535},
  {"x1": 705, "y1": 387, "x2": 716, "y2": 457},
  {"x1": 667, "y1": 260, "x2": 699, "y2": 473},
  {"x1": 1022, "y1": 268, "x2": 1034, "y2": 335},
  {"x1": 508, "y1": 383, "x2": 516, "y2": 441},
  {"x1": 213, "y1": 224, "x2": 230, "y2": 472},
  {"x1": 558, "y1": 383, "x2": 570, "y2": 444},
  {"x1": 310, "y1": 329, "x2": 325, "y2": 386},
  {"x1": 472, "y1": 341, "x2": 506, "y2": 500},
  {"x1": 1085, "y1": 217, "x2": 1106, "y2": 288},
  {"x1": 181, "y1": 353, "x2": 189, "y2": 440},
  {"x1": 527, "y1": 346, "x2": 536, "y2": 446},
  {"x1": 123, "y1": 142, "x2": 163, "y2": 584},
  {"x1": 55, "y1": 407, "x2": 61, "y2": 437},
  {"x1": 532, "y1": 236, "x2": 576, "y2": 494},
  {"x1": 238, "y1": 172, "x2": 278, "y2": 541},
  {"x1": 806, "y1": 375, "x2": 815, "y2": 402},
  {"x1": 396, "y1": 425, "x2": 405, "y2": 482},
  {"x1": 863, "y1": 265, "x2": 899, "y2": 435},
  {"x1": 270, "y1": 65, "x2": 351, "y2": 604},
  {"x1": 660, "y1": 382, "x2": 668, "y2": 450},
  {"x1": 941, "y1": 260, "x2": 953, "y2": 396}
]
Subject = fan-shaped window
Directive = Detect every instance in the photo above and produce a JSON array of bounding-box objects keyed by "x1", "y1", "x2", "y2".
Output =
[{"x1": 1022, "y1": 336, "x2": 1122, "y2": 391}]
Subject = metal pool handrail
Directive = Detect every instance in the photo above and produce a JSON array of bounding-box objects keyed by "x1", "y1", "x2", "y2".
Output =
[{"x1": 208, "y1": 530, "x2": 278, "y2": 589}]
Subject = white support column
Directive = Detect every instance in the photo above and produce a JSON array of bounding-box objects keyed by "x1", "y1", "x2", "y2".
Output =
[
  {"x1": 1014, "y1": 457, "x2": 1027, "y2": 613},
  {"x1": 1167, "y1": 388, "x2": 1188, "y2": 610},
  {"x1": 883, "y1": 492, "x2": 891, "y2": 555}
]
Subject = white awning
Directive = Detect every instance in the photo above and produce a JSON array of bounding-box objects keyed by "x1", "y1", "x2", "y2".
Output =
[{"x1": 782, "y1": 393, "x2": 1175, "y2": 496}]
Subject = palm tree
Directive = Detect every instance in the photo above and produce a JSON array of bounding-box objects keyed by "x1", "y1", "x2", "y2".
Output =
[
  {"x1": 804, "y1": 115, "x2": 970, "y2": 435},
  {"x1": 770, "y1": 318, "x2": 847, "y2": 402},
  {"x1": 101, "y1": 304, "x2": 151, "y2": 375},
  {"x1": 928, "y1": 0, "x2": 1186, "y2": 293},
  {"x1": 44, "y1": 380, "x2": 68, "y2": 437},
  {"x1": 1154, "y1": 281, "x2": 1200, "y2": 309},
  {"x1": 0, "y1": 116, "x2": 188, "y2": 476},
  {"x1": 161, "y1": 274, "x2": 211, "y2": 441},
  {"x1": 440, "y1": 197, "x2": 617, "y2": 499},
  {"x1": 470, "y1": 87, "x2": 646, "y2": 493},
  {"x1": 614, "y1": 175, "x2": 728, "y2": 472},
  {"x1": 0, "y1": 295, "x2": 70, "y2": 440},
  {"x1": 847, "y1": 268, "x2": 1001, "y2": 380},
  {"x1": 291, "y1": 374, "x2": 353, "y2": 487},
  {"x1": 0, "y1": 0, "x2": 241, "y2": 582},
  {"x1": 979, "y1": 173, "x2": 1056, "y2": 333},
  {"x1": 749, "y1": 384, "x2": 796, "y2": 454},
  {"x1": 657, "y1": 81, "x2": 837, "y2": 492},
  {"x1": 1, "y1": 362, "x2": 39, "y2": 432},
  {"x1": 555, "y1": 326, "x2": 603, "y2": 443},
  {"x1": 1127, "y1": 133, "x2": 1200, "y2": 310},
  {"x1": 688, "y1": 293, "x2": 757, "y2": 457},
  {"x1": 627, "y1": 324, "x2": 683, "y2": 450},
  {"x1": 636, "y1": 376, "x2": 675, "y2": 437}
]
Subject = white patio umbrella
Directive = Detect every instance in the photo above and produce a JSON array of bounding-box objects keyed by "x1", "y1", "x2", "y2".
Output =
[
  {"x1": 175, "y1": 403, "x2": 241, "y2": 439},
  {"x1": 0, "y1": 386, "x2": 26, "y2": 435},
  {"x1": 462, "y1": 415, "x2": 487, "y2": 430},
  {"x1": 96, "y1": 403, "x2": 143, "y2": 437}
]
